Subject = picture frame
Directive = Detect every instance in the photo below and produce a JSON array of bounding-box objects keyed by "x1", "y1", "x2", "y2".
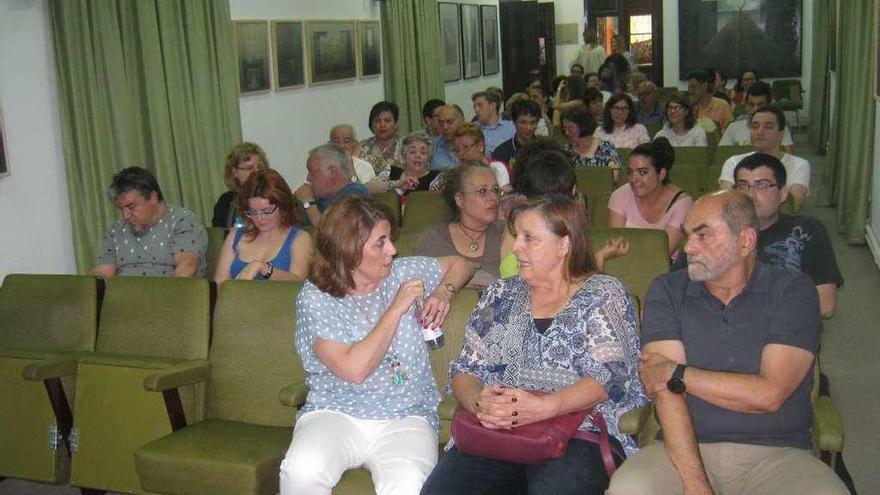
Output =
[
  {"x1": 480, "y1": 5, "x2": 499, "y2": 76},
  {"x1": 0, "y1": 106, "x2": 8, "y2": 178},
  {"x1": 438, "y1": 3, "x2": 462, "y2": 82},
  {"x1": 306, "y1": 20, "x2": 357, "y2": 85},
  {"x1": 357, "y1": 20, "x2": 382, "y2": 78},
  {"x1": 235, "y1": 21, "x2": 271, "y2": 94},
  {"x1": 272, "y1": 21, "x2": 305, "y2": 90},
  {"x1": 460, "y1": 4, "x2": 482, "y2": 79}
]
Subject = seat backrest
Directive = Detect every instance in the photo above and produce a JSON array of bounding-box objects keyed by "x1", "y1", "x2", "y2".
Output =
[
  {"x1": 401, "y1": 191, "x2": 450, "y2": 231},
  {"x1": 589, "y1": 227, "x2": 670, "y2": 305},
  {"x1": 0, "y1": 274, "x2": 99, "y2": 352},
  {"x1": 372, "y1": 191, "x2": 401, "y2": 227},
  {"x1": 668, "y1": 163, "x2": 708, "y2": 198},
  {"x1": 586, "y1": 190, "x2": 611, "y2": 228},
  {"x1": 206, "y1": 281, "x2": 304, "y2": 426},
  {"x1": 575, "y1": 166, "x2": 615, "y2": 196},
  {"x1": 713, "y1": 145, "x2": 752, "y2": 168},
  {"x1": 394, "y1": 228, "x2": 423, "y2": 258},
  {"x1": 96, "y1": 277, "x2": 210, "y2": 359},
  {"x1": 616, "y1": 147, "x2": 632, "y2": 165},
  {"x1": 204, "y1": 226, "x2": 227, "y2": 281},
  {"x1": 674, "y1": 146, "x2": 711, "y2": 168},
  {"x1": 429, "y1": 287, "x2": 480, "y2": 392}
]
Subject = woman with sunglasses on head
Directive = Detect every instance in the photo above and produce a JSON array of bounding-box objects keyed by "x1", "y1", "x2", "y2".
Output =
[
  {"x1": 212, "y1": 142, "x2": 269, "y2": 229},
  {"x1": 214, "y1": 169, "x2": 313, "y2": 283},
  {"x1": 653, "y1": 94, "x2": 707, "y2": 147}
]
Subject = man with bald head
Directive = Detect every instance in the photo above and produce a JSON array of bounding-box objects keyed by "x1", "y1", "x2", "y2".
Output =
[
  {"x1": 430, "y1": 104, "x2": 465, "y2": 170},
  {"x1": 635, "y1": 81, "x2": 663, "y2": 128},
  {"x1": 608, "y1": 191, "x2": 847, "y2": 495}
]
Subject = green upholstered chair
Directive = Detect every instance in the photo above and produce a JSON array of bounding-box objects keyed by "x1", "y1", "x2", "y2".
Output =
[
  {"x1": 771, "y1": 79, "x2": 804, "y2": 128},
  {"x1": 673, "y1": 146, "x2": 711, "y2": 168},
  {"x1": 204, "y1": 226, "x2": 228, "y2": 281},
  {"x1": 135, "y1": 280, "x2": 305, "y2": 495},
  {"x1": 616, "y1": 147, "x2": 632, "y2": 166},
  {"x1": 587, "y1": 190, "x2": 612, "y2": 228},
  {"x1": 69, "y1": 277, "x2": 211, "y2": 494},
  {"x1": 713, "y1": 145, "x2": 752, "y2": 168},
  {"x1": 393, "y1": 227, "x2": 424, "y2": 258},
  {"x1": 588, "y1": 227, "x2": 670, "y2": 308},
  {"x1": 372, "y1": 191, "x2": 401, "y2": 227},
  {"x1": 668, "y1": 163, "x2": 708, "y2": 199},
  {"x1": 574, "y1": 166, "x2": 615, "y2": 197},
  {"x1": 401, "y1": 191, "x2": 451, "y2": 232},
  {"x1": 0, "y1": 274, "x2": 99, "y2": 485}
]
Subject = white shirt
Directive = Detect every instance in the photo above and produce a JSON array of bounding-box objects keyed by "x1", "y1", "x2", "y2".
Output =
[
  {"x1": 352, "y1": 156, "x2": 376, "y2": 183},
  {"x1": 653, "y1": 124, "x2": 708, "y2": 147},
  {"x1": 719, "y1": 118, "x2": 795, "y2": 147},
  {"x1": 488, "y1": 160, "x2": 510, "y2": 188},
  {"x1": 719, "y1": 152, "x2": 811, "y2": 193}
]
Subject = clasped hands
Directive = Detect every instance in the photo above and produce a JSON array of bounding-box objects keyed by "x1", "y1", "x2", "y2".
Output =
[{"x1": 471, "y1": 385, "x2": 554, "y2": 430}]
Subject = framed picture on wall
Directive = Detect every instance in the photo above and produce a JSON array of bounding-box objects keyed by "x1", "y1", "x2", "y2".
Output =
[
  {"x1": 0, "y1": 106, "x2": 8, "y2": 178},
  {"x1": 438, "y1": 3, "x2": 462, "y2": 82},
  {"x1": 460, "y1": 4, "x2": 482, "y2": 79},
  {"x1": 272, "y1": 21, "x2": 305, "y2": 90},
  {"x1": 306, "y1": 20, "x2": 357, "y2": 85},
  {"x1": 358, "y1": 21, "x2": 382, "y2": 78},
  {"x1": 235, "y1": 21, "x2": 271, "y2": 94},
  {"x1": 480, "y1": 6, "x2": 499, "y2": 76}
]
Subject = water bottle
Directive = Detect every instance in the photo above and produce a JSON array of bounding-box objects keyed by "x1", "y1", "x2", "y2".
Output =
[{"x1": 422, "y1": 324, "x2": 445, "y2": 350}]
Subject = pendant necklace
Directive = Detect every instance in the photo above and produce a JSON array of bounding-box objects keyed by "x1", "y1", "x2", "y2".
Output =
[
  {"x1": 457, "y1": 222, "x2": 487, "y2": 252},
  {"x1": 351, "y1": 289, "x2": 408, "y2": 386}
]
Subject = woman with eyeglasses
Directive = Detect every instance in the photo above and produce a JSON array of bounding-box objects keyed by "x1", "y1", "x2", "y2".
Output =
[
  {"x1": 653, "y1": 94, "x2": 708, "y2": 147},
  {"x1": 561, "y1": 105, "x2": 623, "y2": 183},
  {"x1": 414, "y1": 162, "x2": 511, "y2": 289},
  {"x1": 449, "y1": 122, "x2": 512, "y2": 193},
  {"x1": 214, "y1": 169, "x2": 313, "y2": 283},
  {"x1": 212, "y1": 142, "x2": 269, "y2": 229},
  {"x1": 593, "y1": 94, "x2": 650, "y2": 150}
]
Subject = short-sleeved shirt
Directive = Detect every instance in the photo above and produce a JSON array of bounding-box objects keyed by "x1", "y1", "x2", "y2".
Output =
[
  {"x1": 719, "y1": 118, "x2": 795, "y2": 147},
  {"x1": 759, "y1": 215, "x2": 844, "y2": 287},
  {"x1": 694, "y1": 96, "x2": 733, "y2": 130},
  {"x1": 358, "y1": 135, "x2": 404, "y2": 175},
  {"x1": 316, "y1": 182, "x2": 369, "y2": 213},
  {"x1": 479, "y1": 119, "x2": 516, "y2": 155},
  {"x1": 594, "y1": 124, "x2": 651, "y2": 149},
  {"x1": 653, "y1": 124, "x2": 708, "y2": 147},
  {"x1": 719, "y1": 152, "x2": 811, "y2": 193},
  {"x1": 636, "y1": 103, "x2": 665, "y2": 128},
  {"x1": 295, "y1": 257, "x2": 443, "y2": 431},
  {"x1": 608, "y1": 184, "x2": 693, "y2": 231},
  {"x1": 97, "y1": 204, "x2": 207, "y2": 277},
  {"x1": 564, "y1": 140, "x2": 623, "y2": 169},
  {"x1": 414, "y1": 221, "x2": 505, "y2": 288},
  {"x1": 491, "y1": 136, "x2": 521, "y2": 166},
  {"x1": 641, "y1": 263, "x2": 820, "y2": 449},
  {"x1": 430, "y1": 136, "x2": 458, "y2": 171},
  {"x1": 449, "y1": 274, "x2": 648, "y2": 455}
]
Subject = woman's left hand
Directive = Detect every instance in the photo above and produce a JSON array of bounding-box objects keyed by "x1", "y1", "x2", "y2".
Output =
[
  {"x1": 418, "y1": 287, "x2": 452, "y2": 329},
  {"x1": 235, "y1": 261, "x2": 268, "y2": 280},
  {"x1": 477, "y1": 388, "x2": 557, "y2": 429}
]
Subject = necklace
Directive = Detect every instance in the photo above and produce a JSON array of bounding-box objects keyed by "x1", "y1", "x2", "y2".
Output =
[
  {"x1": 457, "y1": 222, "x2": 488, "y2": 252},
  {"x1": 350, "y1": 288, "x2": 409, "y2": 386}
]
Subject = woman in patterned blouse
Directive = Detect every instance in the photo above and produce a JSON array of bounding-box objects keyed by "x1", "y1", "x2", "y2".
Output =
[
  {"x1": 421, "y1": 194, "x2": 647, "y2": 495},
  {"x1": 561, "y1": 105, "x2": 623, "y2": 182},
  {"x1": 358, "y1": 101, "x2": 405, "y2": 189}
]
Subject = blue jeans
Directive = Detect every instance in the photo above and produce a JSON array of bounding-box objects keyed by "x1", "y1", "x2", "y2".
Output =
[{"x1": 420, "y1": 438, "x2": 622, "y2": 495}]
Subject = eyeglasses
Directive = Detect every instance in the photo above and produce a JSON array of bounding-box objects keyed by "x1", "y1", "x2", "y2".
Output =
[
  {"x1": 733, "y1": 180, "x2": 778, "y2": 193},
  {"x1": 667, "y1": 105, "x2": 685, "y2": 112},
  {"x1": 463, "y1": 186, "x2": 502, "y2": 197},
  {"x1": 243, "y1": 205, "x2": 278, "y2": 218},
  {"x1": 611, "y1": 105, "x2": 630, "y2": 112}
]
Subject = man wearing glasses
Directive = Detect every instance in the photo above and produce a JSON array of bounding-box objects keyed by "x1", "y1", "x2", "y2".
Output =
[
  {"x1": 92, "y1": 167, "x2": 207, "y2": 278},
  {"x1": 732, "y1": 153, "x2": 842, "y2": 318},
  {"x1": 635, "y1": 81, "x2": 664, "y2": 128},
  {"x1": 294, "y1": 143, "x2": 368, "y2": 226},
  {"x1": 717, "y1": 106, "x2": 811, "y2": 212}
]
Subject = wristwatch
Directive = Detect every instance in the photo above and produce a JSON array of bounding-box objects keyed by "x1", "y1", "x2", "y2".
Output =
[
  {"x1": 443, "y1": 282, "x2": 457, "y2": 295},
  {"x1": 667, "y1": 364, "x2": 687, "y2": 394},
  {"x1": 264, "y1": 261, "x2": 274, "y2": 280},
  {"x1": 302, "y1": 201, "x2": 314, "y2": 210}
]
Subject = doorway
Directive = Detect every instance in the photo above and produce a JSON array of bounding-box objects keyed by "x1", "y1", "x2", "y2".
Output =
[
  {"x1": 499, "y1": 1, "x2": 556, "y2": 99},
  {"x1": 587, "y1": 0, "x2": 663, "y2": 84}
]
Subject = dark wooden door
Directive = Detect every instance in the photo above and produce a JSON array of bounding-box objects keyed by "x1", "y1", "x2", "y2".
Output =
[{"x1": 499, "y1": 1, "x2": 555, "y2": 98}]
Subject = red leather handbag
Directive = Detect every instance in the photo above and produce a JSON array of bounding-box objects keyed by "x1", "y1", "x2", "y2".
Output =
[{"x1": 451, "y1": 403, "x2": 619, "y2": 476}]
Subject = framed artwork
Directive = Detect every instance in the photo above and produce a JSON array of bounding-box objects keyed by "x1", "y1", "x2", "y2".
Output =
[
  {"x1": 306, "y1": 20, "x2": 357, "y2": 85},
  {"x1": 235, "y1": 21, "x2": 271, "y2": 94},
  {"x1": 358, "y1": 21, "x2": 382, "y2": 78},
  {"x1": 438, "y1": 3, "x2": 461, "y2": 82},
  {"x1": 0, "y1": 106, "x2": 8, "y2": 178},
  {"x1": 480, "y1": 5, "x2": 499, "y2": 76},
  {"x1": 460, "y1": 4, "x2": 482, "y2": 79},
  {"x1": 272, "y1": 21, "x2": 305, "y2": 90}
]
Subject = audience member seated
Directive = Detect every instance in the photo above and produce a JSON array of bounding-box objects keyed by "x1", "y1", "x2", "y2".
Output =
[
  {"x1": 212, "y1": 142, "x2": 269, "y2": 229},
  {"x1": 571, "y1": 28, "x2": 607, "y2": 75},
  {"x1": 279, "y1": 196, "x2": 473, "y2": 495},
  {"x1": 358, "y1": 101, "x2": 404, "y2": 181},
  {"x1": 415, "y1": 162, "x2": 510, "y2": 289},
  {"x1": 636, "y1": 81, "x2": 664, "y2": 128},
  {"x1": 295, "y1": 144, "x2": 369, "y2": 226},
  {"x1": 732, "y1": 153, "x2": 843, "y2": 318},
  {"x1": 328, "y1": 124, "x2": 377, "y2": 186},
  {"x1": 503, "y1": 92, "x2": 529, "y2": 121},
  {"x1": 449, "y1": 123, "x2": 511, "y2": 192},
  {"x1": 214, "y1": 169, "x2": 312, "y2": 283},
  {"x1": 731, "y1": 68, "x2": 758, "y2": 105},
  {"x1": 687, "y1": 69, "x2": 733, "y2": 132},
  {"x1": 527, "y1": 84, "x2": 552, "y2": 137},
  {"x1": 718, "y1": 106, "x2": 810, "y2": 211},
  {"x1": 492, "y1": 99, "x2": 541, "y2": 171},
  {"x1": 719, "y1": 81, "x2": 795, "y2": 153},
  {"x1": 584, "y1": 87, "x2": 605, "y2": 124},
  {"x1": 430, "y1": 104, "x2": 465, "y2": 171},
  {"x1": 570, "y1": 63, "x2": 585, "y2": 78},
  {"x1": 552, "y1": 75, "x2": 589, "y2": 127},
  {"x1": 416, "y1": 98, "x2": 446, "y2": 142},
  {"x1": 704, "y1": 67, "x2": 731, "y2": 103},
  {"x1": 472, "y1": 90, "x2": 515, "y2": 155},
  {"x1": 92, "y1": 167, "x2": 207, "y2": 278},
  {"x1": 653, "y1": 94, "x2": 708, "y2": 147},
  {"x1": 595, "y1": 94, "x2": 651, "y2": 150},
  {"x1": 389, "y1": 133, "x2": 443, "y2": 196},
  {"x1": 598, "y1": 53, "x2": 632, "y2": 94},
  {"x1": 609, "y1": 138, "x2": 692, "y2": 258},
  {"x1": 562, "y1": 105, "x2": 623, "y2": 182},
  {"x1": 500, "y1": 140, "x2": 576, "y2": 220},
  {"x1": 607, "y1": 191, "x2": 849, "y2": 495},
  {"x1": 421, "y1": 195, "x2": 646, "y2": 495}
]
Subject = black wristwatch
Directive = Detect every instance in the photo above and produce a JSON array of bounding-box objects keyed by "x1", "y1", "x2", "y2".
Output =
[
  {"x1": 667, "y1": 364, "x2": 687, "y2": 394},
  {"x1": 260, "y1": 261, "x2": 274, "y2": 280}
]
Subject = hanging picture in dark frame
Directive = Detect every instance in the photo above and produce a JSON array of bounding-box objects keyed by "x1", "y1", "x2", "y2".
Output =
[
  {"x1": 358, "y1": 20, "x2": 382, "y2": 78},
  {"x1": 480, "y1": 5, "x2": 499, "y2": 76},
  {"x1": 439, "y1": 3, "x2": 462, "y2": 82},
  {"x1": 235, "y1": 20, "x2": 272, "y2": 94},
  {"x1": 306, "y1": 20, "x2": 357, "y2": 85},
  {"x1": 678, "y1": 0, "x2": 802, "y2": 80},
  {"x1": 272, "y1": 21, "x2": 305, "y2": 90},
  {"x1": 460, "y1": 4, "x2": 482, "y2": 79}
]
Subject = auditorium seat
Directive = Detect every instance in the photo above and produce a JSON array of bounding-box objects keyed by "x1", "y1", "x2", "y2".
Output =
[
  {"x1": 673, "y1": 146, "x2": 711, "y2": 168},
  {"x1": 372, "y1": 191, "x2": 401, "y2": 227},
  {"x1": 401, "y1": 191, "x2": 450, "y2": 232},
  {"x1": 589, "y1": 227, "x2": 670, "y2": 307},
  {"x1": 205, "y1": 226, "x2": 227, "y2": 281},
  {"x1": 713, "y1": 145, "x2": 753, "y2": 168},
  {"x1": 668, "y1": 163, "x2": 709, "y2": 198},
  {"x1": 587, "y1": 190, "x2": 611, "y2": 228},
  {"x1": 575, "y1": 166, "x2": 615, "y2": 197}
]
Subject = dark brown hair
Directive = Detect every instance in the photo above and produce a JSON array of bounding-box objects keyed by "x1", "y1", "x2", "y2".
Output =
[{"x1": 237, "y1": 169, "x2": 298, "y2": 239}]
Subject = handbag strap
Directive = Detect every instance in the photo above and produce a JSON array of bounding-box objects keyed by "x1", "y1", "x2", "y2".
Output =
[{"x1": 572, "y1": 412, "x2": 620, "y2": 477}]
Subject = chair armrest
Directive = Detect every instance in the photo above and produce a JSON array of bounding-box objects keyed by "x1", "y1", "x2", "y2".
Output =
[
  {"x1": 278, "y1": 378, "x2": 308, "y2": 408},
  {"x1": 142, "y1": 360, "x2": 210, "y2": 392},
  {"x1": 438, "y1": 396, "x2": 460, "y2": 421},
  {"x1": 22, "y1": 357, "x2": 79, "y2": 381},
  {"x1": 813, "y1": 396, "x2": 844, "y2": 453},
  {"x1": 618, "y1": 404, "x2": 652, "y2": 435}
]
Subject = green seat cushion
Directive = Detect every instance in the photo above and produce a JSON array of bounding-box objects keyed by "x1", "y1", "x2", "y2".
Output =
[
  {"x1": 77, "y1": 352, "x2": 189, "y2": 370},
  {"x1": 334, "y1": 468, "x2": 375, "y2": 494},
  {"x1": 136, "y1": 419, "x2": 291, "y2": 495}
]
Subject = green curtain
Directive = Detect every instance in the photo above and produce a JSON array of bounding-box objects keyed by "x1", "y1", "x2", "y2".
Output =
[
  {"x1": 807, "y1": 0, "x2": 830, "y2": 156},
  {"x1": 823, "y1": 0, "x2": 875, "y2": 243},
  {"x1": 381, "y1": 0, "x2": 445, "y2": 134},
  {"x1": 50, "y1": 0, "x2": 242, "y2": 273}
]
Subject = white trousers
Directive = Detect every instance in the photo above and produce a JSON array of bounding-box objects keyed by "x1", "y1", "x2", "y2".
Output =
[{"x1": 279, "y1": 410, "x2": 438, "y2": 495}]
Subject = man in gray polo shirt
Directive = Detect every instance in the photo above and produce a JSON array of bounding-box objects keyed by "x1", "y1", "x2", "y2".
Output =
[
  {"x1": 91, "y1": 167, "x2": 207, "y2": 278},
  {"x1": 608, "y1": 191, "x2": 847, "y2": 495}
]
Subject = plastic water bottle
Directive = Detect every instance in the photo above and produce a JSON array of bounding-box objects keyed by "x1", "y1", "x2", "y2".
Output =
[{"x1": 416, "y1": 299, "x2": 445, "y2": 350}]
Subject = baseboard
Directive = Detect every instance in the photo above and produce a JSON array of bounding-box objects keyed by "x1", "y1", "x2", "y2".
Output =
[{"x1": 866, "y1": 224, "x2": 880, "y2": 271}]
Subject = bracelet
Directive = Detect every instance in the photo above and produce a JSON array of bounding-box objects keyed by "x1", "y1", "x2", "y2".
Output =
[
  {"x1": 443, "y1": 282, "x2": 457, "y2": 295},
  {"x1": 263, "y1": 261, "x2": 274, "y2": 280}
]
